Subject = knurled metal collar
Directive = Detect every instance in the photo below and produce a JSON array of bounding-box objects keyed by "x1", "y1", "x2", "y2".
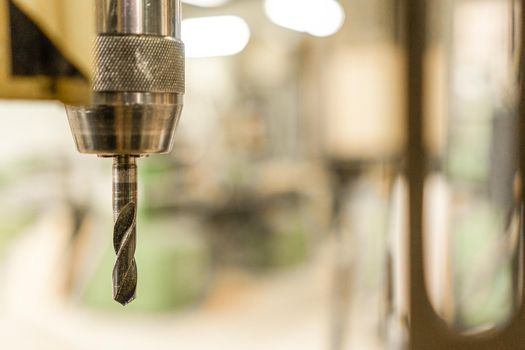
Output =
[{"x1": 93, "y1": 35, "x2": 185, "y2": 94}]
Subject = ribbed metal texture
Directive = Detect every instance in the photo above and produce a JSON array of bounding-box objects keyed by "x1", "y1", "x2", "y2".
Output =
[{"x1": 93, "y1": 35, "x2": 185, "y2": 94}]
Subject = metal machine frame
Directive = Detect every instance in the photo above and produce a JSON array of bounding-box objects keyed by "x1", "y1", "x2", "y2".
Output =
[{"x1": 405, "y1": 0, "x2": 525, "y2": 348}]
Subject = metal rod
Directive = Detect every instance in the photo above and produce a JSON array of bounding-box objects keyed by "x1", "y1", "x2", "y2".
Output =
[
  {"x1": 96, "y1": 0, "x2": 181, "y2": 38},
  {"x1": 404, "y1": 0, "x2": 433, "y2": 346}
]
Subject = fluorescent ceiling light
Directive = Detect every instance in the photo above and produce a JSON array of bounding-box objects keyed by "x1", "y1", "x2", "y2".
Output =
[
  {"x1": 264, "y1": 0, "x2": 345, "y2": 37},
  {"x1": 182, "y1": 0, "x2": 230, "y2": 8},
  {"x1": 182, "y1": 16, "x2": 251, "y2": 58}
]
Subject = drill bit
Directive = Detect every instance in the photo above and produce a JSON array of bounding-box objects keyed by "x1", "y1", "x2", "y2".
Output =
[{"x1": 112, "y1": 156, "x2": 138, "y2": 305}]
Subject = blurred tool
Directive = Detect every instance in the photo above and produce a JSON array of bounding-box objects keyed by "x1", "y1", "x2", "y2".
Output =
[{"x1": 66, "y1": 0, "x2": 185, "y2": 305}]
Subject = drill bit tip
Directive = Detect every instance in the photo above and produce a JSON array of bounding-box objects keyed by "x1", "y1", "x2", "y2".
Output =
[{"x1": 113, "y1": 201, "x2": 137, "y2": 305}]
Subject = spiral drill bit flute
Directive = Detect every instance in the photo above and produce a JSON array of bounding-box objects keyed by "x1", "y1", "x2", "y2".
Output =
[
  {"x1": 112, "y1": 156, "x2": 138, "y2": 303},
  {"x1": 66, "y1": 0, "x2": 185, "y2": 305}
]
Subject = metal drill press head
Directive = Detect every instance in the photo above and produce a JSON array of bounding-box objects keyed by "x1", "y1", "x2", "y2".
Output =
[
  {"x1": 67, "y1": 0, "x2": 185, "y2": 157},
  {"x1": 66, "y1": 0, "x2": 185, "y2": 305}
]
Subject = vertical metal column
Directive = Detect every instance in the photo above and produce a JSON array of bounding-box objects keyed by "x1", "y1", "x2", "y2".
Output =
[{"x1": 405, "y1": 0, "x2": 525, "y2": 348}]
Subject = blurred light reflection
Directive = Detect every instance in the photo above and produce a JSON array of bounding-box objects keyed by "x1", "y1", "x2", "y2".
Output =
[
  {"x1": 264, "y1": 0, "x2": 345, "y2": 37},
  {"x1": 182, "y1": 16, "x2": 251, "y2": 58},
  {"x1": 182, "y1": 0, "x2": 230, "y2": 7}
]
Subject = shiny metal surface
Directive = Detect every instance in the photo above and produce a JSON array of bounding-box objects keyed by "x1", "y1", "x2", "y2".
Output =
[
  {"x1": 96, "y1": 0, "x2": 181, "y2": 38},
  {"x1": 66, "y1": 103, "x2": 182, "y2": 155},
  {"x1": 67, "y1": 0, "x2": 185, "y2": 156},
  {"x1": 93, "y1": 92, "x2": 183, "y2": 105},
  {"x1": 112, "y1": 156, "x2": 138, "y2": 305}
]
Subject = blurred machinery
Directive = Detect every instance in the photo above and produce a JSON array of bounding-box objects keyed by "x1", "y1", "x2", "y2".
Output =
[
  {"x1": 402, "y1": 0, "x2": 525, "y2": 349},
  {"x1": 66, "y1": 0, "x2": 185, "y2": 305}
]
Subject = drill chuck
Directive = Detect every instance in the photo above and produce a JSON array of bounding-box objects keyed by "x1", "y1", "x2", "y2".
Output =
[{"x1": 68, "y1": 0, "x2": 185, "y2": 156}]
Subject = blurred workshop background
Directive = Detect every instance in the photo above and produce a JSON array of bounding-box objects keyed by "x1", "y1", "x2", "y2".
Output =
[{"x1": 0, "y1": 0, "x2": 520, "y2": 349}]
